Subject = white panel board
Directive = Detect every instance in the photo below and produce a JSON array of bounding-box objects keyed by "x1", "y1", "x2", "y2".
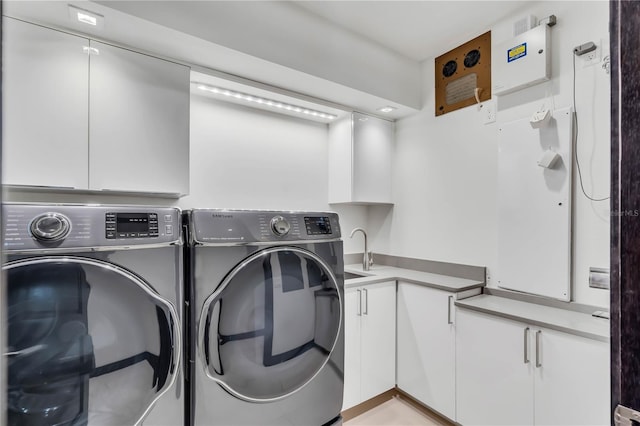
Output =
[
  {"x1": 493, "y1": 25, "x2": 551, "y2": 96},
  {"x1": 497, "y1": 107, "x2": 573, "y2": 300}
]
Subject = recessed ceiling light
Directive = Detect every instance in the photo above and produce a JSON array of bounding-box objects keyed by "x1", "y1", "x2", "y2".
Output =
[
  {"x1": 68, "y1": 5, "x2": 104, "y2": 29},
  {"x1": 77, "y1": 12, "x2": 97, "y2": 25},
  {"x1": 195, "y1": 83, "x2": 338, "y2": 121},
  {"x1": 377, "y1": 106, "x2": 397, "y2": 113}
]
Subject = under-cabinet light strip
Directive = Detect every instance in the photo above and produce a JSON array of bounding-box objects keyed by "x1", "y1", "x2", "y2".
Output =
[{"x1": 196, "y1": 84, "x2": 337, "y2": 120}]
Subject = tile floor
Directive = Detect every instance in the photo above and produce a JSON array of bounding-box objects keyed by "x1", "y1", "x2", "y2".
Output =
[{"x1": 344, "y1": 396, "x2": 452, "y2": 426}]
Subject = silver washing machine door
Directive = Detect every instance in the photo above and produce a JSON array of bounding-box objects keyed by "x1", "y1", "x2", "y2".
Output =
[
  {"x1": 199, "y1": 246, "x2": 341, "y2": 403},
  {"x1": 4, "y1": 256, "x2": 180, "y2": 426}
]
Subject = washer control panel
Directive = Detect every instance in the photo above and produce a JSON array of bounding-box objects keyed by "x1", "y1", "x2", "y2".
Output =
[
  {"x1": 2, "y1": 204, "x2": 180, "y2": 251},
  {"x1": 105, "y1": 212, "x2": 160, "y2": 239}
]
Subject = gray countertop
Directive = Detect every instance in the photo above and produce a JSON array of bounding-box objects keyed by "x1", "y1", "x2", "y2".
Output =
[
  {"x1": 344, "y1": 263, "x2": 485, "y2": 292},
  {"x1": 455, "y1": 294, "x2": 610, "y2": 342},
  {"x1": 344, "y1": 263, "x2": 609, "y2": 342}
]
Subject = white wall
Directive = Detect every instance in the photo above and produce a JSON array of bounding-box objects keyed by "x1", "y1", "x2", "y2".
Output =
[{"x1": 371, "y1": 1, "x2": 610, "y2": 307}]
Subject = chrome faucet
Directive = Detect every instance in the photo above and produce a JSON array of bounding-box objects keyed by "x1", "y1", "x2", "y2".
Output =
[{"x1": 350, "y1": 228, "x2": 373, "y2": 271}]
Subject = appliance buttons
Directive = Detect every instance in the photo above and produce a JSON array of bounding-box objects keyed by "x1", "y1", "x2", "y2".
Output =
[
  {"x1": 165, "y1": 224, "x2": 173, "y2": 235},
  {"x1": 164, "y1": 214, "x2": 173, "y2": 222}
]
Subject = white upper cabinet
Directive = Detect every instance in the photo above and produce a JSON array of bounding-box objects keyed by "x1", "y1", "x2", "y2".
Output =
[
  {"x1": 328, "y1": 112, "x2": 393, "y2": 204},
  {"x1": 88, "y1": 41, "x2": 189, "y2": 195},
  {"x1": 3, "y1": 17, "x2": 89, "y2": 189},
  {"x1": 2, "y1": 18, "x2": 190, "y2": 196}
]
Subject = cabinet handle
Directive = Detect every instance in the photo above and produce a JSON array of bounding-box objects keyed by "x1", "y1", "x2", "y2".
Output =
[
  {"x1": 363, "y1": 288, "x2": 368, "y2": 315},
  {"x1": 524, "y1": 327, "x2": 530, "y2": 364},
  {"x1": 447, "y1": 296, "x2": 454, "y2": 324},
  {"x1": 357, "y1": 289, "x2": 362, "y2": 316},
  {"x1": 536, "y1": 330, "x2": 542, "y2": 368}
]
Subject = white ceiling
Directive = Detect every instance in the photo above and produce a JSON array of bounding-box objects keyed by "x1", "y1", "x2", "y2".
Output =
[
  {"x1": 98, "y1": 1, "x2": 535, "y2": 63},
  {"x1": 293, "y1": 1, "x2": 535, "y2": 62}
]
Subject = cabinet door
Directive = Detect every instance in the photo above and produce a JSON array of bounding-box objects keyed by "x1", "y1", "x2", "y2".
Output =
[
  {"x1": 328, "y1": 115, "x2": 353, "y2": 203},
  {"x1": 3, "y1": 18, "x2": 89, "y2": 189},
  {"x1": 88, "y1": 41, "x2": 190, "y2": 195},
  {"x1": 352, "y1": 112, "x2": 393, "y2": 203},
  {"x1": 456, "y1": 308, "x2": 534, "y2": 425},
  {"x1": 360, "y1": 281, "x2": 396, "y2": 402},
  {"x1": 397, "y1": 283, "x2": 456, "y2": 420},
  {"x1": 342, "y1": 286, "x2": 362, "y2": 410},
  {"x1": 534, "y1": 327, "x2": 609, "y2": 426}
]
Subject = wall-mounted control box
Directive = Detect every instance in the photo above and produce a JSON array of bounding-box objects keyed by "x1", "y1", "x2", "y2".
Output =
[{"x1": 493, "y1": 24, "x2": 551, "y2": 96}]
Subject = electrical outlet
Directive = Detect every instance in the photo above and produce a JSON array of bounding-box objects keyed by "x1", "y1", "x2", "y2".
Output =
[
  {"x1": 482, "y1": 100, "x2": 496, "y2": 124},
  {"x1": 582, "y1": 41, "x2": 602, "y2": 67}
]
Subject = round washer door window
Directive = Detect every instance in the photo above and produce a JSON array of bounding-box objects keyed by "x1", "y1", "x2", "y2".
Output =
[
  {"x1": 4, "y1": 257, "x2": 180, "y2": 426},
  {"x1": 199, "y1": 246, "x2": 341, "y2": 402}
]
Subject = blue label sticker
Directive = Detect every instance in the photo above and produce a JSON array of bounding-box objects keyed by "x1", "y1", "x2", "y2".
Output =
[{"x1": 507, "y1": 42, "x2": 527, "y2": 63}]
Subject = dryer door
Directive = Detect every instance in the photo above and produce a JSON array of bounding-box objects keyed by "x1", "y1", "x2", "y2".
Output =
[
  {"x1": 199, "y1": 246, "x2": 342, "y2": 402},
  {"x1": 4, "y1": 256, "x2": 180, "y2": 426}
]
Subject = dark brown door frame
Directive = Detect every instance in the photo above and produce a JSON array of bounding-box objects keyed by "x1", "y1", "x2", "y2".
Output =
[{"x1": 610, "y1": 0, "x2": 640, "y2": 421}]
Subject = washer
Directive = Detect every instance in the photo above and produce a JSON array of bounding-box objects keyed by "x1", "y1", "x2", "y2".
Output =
[
  {"x1": 185, "y1": 209, "x2": 344, "y2": 426},
  {"x1": 3, "y1": 203, "x2": 183, "y2": 426}
]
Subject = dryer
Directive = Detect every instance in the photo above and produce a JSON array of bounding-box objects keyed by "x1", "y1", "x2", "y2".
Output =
[
  {"x1": 185, "y1": 209, "x2": 344, "y2": 426},
  {"x1": 3, "y1": 203, "x2": 183, "y2": 426}
]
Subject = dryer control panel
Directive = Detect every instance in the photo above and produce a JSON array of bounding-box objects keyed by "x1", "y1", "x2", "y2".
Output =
[
  {"x1": 303, "y1": 216, "x2": 332, "y2": 235},
  {"x1": 191, "y1": 209, "x2": 341, "y2": 244}
]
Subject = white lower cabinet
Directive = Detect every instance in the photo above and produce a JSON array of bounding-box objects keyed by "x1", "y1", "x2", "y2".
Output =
[
  {"x1": 343, "y1": 281, "x2": 396, "y2": 410},
  {"x1": 456, "y1": 308, "x2": 533, "y2": 425},
  {"x1": 396, "y1": 282, "x2": 457, "y2": 420},
  {"x1": 533, "y1": 327, "x2": 610, "y2": 426},
  {"x1": 456, "y1": 308, "x2": 610, "y2": 426}
]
